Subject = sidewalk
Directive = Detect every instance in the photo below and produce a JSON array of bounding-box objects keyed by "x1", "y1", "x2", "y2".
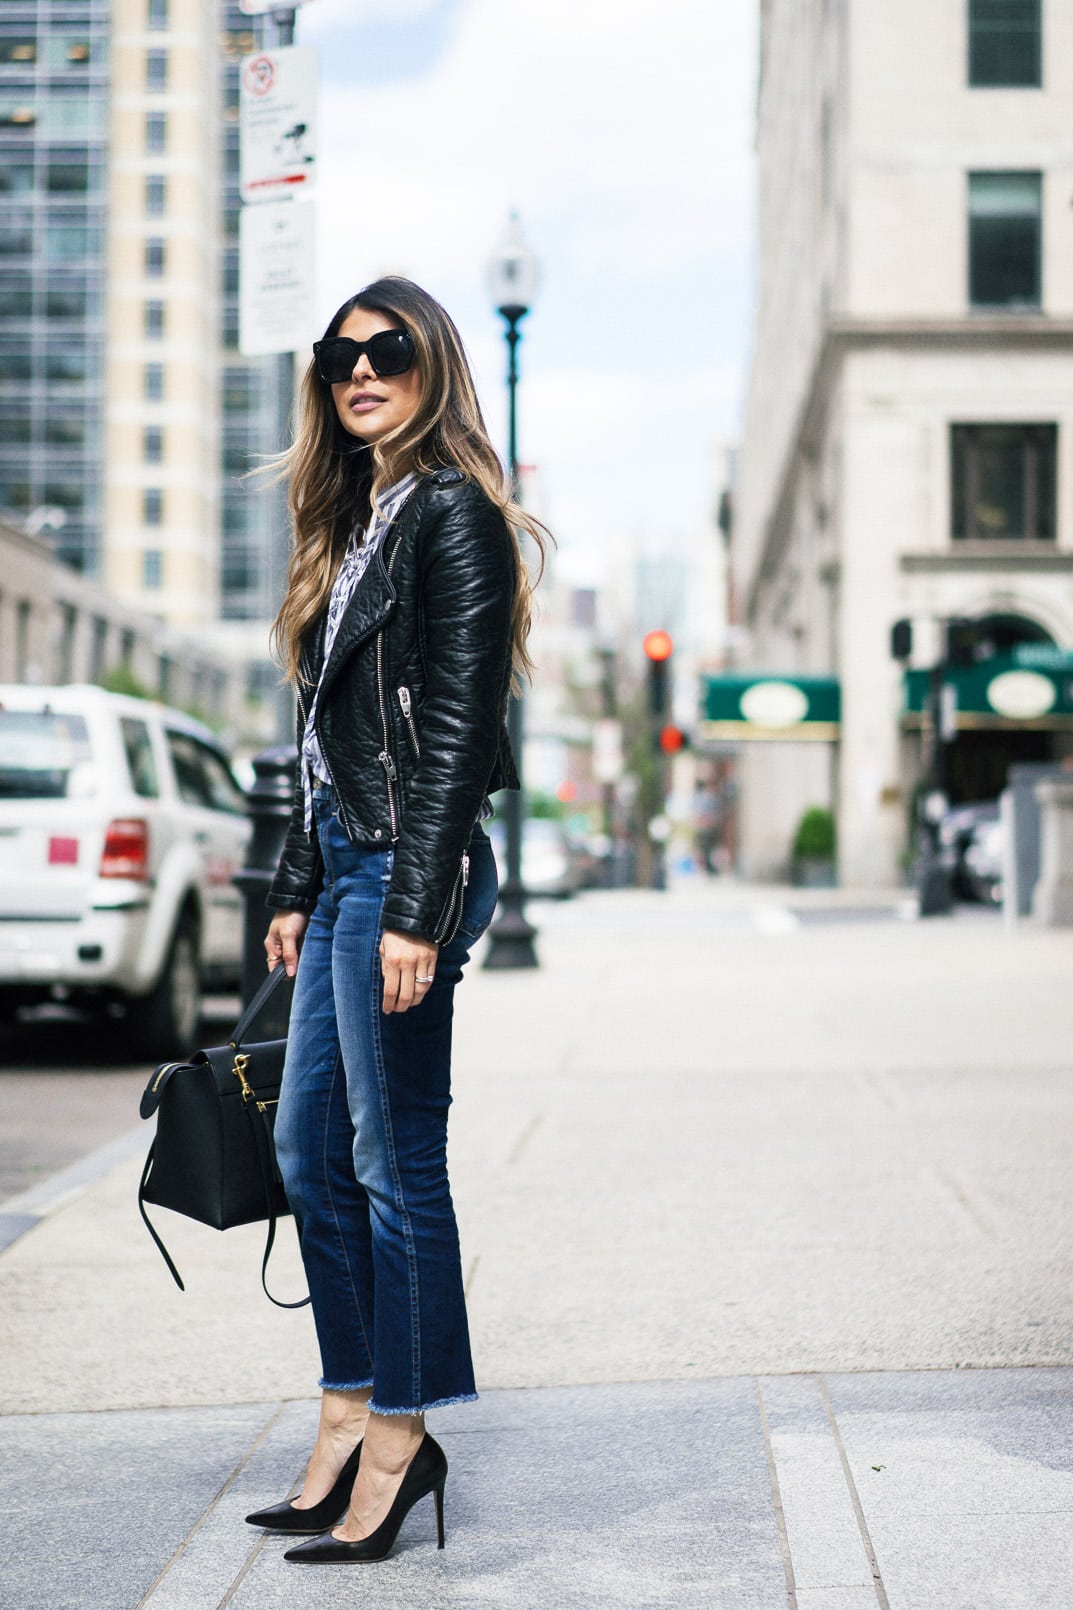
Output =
[{"x1": 2, "y1": 879, "x2": 1072, "y2": 1608}]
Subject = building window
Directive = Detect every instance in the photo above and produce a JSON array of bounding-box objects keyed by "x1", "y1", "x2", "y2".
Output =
[
  {"x1": 145, "y1": 237, "x2": 166, "y2": 277},
  {"x1": 46, "y1": 162, "x2": 89, "y2": 194},
  {"x1": 145, "y1": 175, "x2": 166, "y2": 217},
  {"x1": 144, "y1": 426, "x2": 163, "y2": 464},
  {"x1": 45, "y1": 349, "x2": 87, "y2": 383},
  {"x1": 968, "y1": 171, "x2": 1041, "y2": 307},
  {"x1": 951, "y1": 423, "x2": 1057, "y2": 541},
  {"x1": 146, "y1": 49, "x2": 168, "y2": 91},
  {"x1": 143, "y1": 549, "x2": 163, "y2": 589},
  {"x1": 0, "y1": 40, "x2": 37, "y2": 65},
  {"x1": 143, "y1": 488, "x2": 164, "y2": 526},
  {"x1": 144, "y1": 362, "x2": 164, "y2": 401},
  {"x1": 144, "y1": 299, "x2": 165, "y2": 339},
  {"x1": 0, "y1": 104, "x2": 38, "y2": 131},
  {"x1": 0, "y1": 161, "x2": 34, "y2": 195},
  {"x1": 148, "y1": 0, "x2": 169, "y2": 29},
  {"x1": 45, "y1": 417, "x2": 83, "y2": 445},
  {"x1": 968, "y1": 0, "x2": 1041, "y2": 87},
  {"x1": 145, "y1": 111, "x2": 167, "y2": 153},
  {"x1": 0, "y1": 415, "x2": 31, "y2": 445},
  {"x1": 44, "y1": 36, "x2": 91, "y2": 71},
  {"x1": 45, "y1": 286, "x2": 87, "y2": 319}
]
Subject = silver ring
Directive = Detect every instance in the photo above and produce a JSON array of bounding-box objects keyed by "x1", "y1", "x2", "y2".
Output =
[{"x1": 416, "y1": 975, "x2": 435, "y2": 984}]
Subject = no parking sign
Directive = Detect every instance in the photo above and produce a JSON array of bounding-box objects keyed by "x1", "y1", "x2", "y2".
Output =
[{"x1": 239, "y1": 45, "x2": 318, "y2": 204}]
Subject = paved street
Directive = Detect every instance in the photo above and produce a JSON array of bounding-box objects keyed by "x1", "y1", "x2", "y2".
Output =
[
  {"x1": 0, "y1": 1000, "x2": 238, "y2": 1204},
  {"x1": 1, "y1": 877, "x2": 1071, "y2": 1608}
]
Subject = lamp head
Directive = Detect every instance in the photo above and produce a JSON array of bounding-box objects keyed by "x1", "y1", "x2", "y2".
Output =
[{"x1": 487, "y1": 211, "x2": 541, "y2": 320}]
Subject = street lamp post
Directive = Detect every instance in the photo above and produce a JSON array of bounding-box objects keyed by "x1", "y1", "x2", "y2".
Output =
[{"x1": 483, "y1": 213, "x2": 540, "y2": 970}]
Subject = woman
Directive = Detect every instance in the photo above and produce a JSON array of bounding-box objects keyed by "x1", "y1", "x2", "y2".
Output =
[{"x1": 245, "y1": 277, "x2": 545, "y2": 1564}]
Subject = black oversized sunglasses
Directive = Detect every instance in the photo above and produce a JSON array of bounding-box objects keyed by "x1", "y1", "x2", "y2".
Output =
[{"x1": 312, "y1": 330, "x2": 416, "y2": 383}]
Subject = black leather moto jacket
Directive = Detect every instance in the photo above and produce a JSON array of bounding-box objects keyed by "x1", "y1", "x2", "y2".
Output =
[{"x1": 266, "y1": 468, "x2": 519, "y2": 944}]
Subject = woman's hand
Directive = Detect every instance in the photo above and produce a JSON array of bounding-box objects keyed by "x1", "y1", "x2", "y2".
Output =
[
  {"x1": 380, "y1": 928, "x2": 439, "y2": 1014},
  {"x1": 265, "y1": 910, "x2": 310, "y2": 978}
]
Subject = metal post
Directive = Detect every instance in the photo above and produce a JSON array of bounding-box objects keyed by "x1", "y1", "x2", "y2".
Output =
[
  {"x1": 484, "y1": 308, "x2": 538, "y2": 969},
  {"x1": 232, "y1": 744, "x2": 297, "y2": 1035},
  {"x1": 915, "y1": 650, "x2": 954, "y2": 916}
]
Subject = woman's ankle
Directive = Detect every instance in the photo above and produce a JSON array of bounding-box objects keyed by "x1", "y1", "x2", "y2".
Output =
[
  {"x1": 361, "y1": 1411, "x2": 424, "y2": 1470},
  {"x1": 318, "y1": 1387, "x2": 372, "y2": 1437}
]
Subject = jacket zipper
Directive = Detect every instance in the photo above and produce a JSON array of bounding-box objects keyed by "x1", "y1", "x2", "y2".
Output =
[
  {"x1": 397, "y1": 685, "x2": 421, "y2": 758},
  {"x1": 300, "y1": 631, "x2": 361, "y2": 843},
  {"x1": 313, "y1": 485, "x2": 417, "y2": 846},
  {"x1": 373, "y1": 530, "x2": 414, "y2": 843},
  {"x1": 436, "y1": 850, "x2": 470, "y2": 944}
]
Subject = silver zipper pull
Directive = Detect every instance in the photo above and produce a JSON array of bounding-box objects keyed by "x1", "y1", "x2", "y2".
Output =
[
  {"x1": 378, "y1": 750, "x2": 397, "y2": 780},
  {"x1": 461, "y1": 850, "x2": 470, "y2": 886},
  {"x1": 398, "y1": 686, "x2": 411, "y2": 717}
]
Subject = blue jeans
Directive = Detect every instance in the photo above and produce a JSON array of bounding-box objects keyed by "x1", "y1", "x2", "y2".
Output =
[{"x1": 274, "y1": 787, "x2": 499, "y2": 1415}]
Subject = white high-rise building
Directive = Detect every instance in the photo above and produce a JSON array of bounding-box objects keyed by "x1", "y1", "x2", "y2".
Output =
[
  {"x1": 733, "y1": 0, "x2": 1073, "y2": 883},
  {"x1": 103, "y1": 0, "x2": 221, "y2": 621}
]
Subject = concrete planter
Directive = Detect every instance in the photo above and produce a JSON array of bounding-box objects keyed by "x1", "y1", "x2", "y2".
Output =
[{"x1": 792, "y1": 857, "x2": 837, "y2": 888}]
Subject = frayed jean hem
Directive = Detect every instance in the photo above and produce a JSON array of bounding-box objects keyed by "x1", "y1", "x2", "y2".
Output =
[
  {"x1": 318, "y1": 1377, "x2": 374, "y2": 1392},
  {"x1": 367, "y1": 1391, "x2": 479, "y2": 1416}
]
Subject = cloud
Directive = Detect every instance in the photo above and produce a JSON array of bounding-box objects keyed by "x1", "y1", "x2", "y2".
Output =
[{"x1": 296, "y1": 0, "x2": 757, "y2": 558}]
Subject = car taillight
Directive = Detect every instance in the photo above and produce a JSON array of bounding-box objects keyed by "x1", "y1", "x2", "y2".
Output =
[{"x1": 99, "y1": 818, "x2": 149, "y2": 880}]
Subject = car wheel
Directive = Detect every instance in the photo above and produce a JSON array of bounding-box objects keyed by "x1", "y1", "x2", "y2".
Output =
[{"x1": 126, "y1": 912, "x2": 201, "y2": 1057}]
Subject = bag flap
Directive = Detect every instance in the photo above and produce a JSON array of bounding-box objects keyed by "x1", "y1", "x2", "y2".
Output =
[
  {"x1": 140, "y1": 1053, "x2": 206, "y2": 1119},
  {"x1": 202, "y1": 1037, "x2": 287, "y2": 1097}
]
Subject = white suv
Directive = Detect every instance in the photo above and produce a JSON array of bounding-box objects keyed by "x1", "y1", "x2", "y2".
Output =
[{"x1": 0, "y1": 684, "x2": 251, "y2": 1052}]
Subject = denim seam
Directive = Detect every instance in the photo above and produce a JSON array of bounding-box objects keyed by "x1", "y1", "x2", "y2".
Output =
[
  {"x1": 321, "y1": 1044, "x2": 375, "y2": 1375},
  {"x1": 315, "y1": 798, "x2": 336, "y2": 890},
  {"x1": 369, "y1": 916, "x2": 424, "y2": 1409}
]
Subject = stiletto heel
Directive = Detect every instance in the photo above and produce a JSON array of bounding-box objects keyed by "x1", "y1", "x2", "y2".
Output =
[
  {"x1": 284, "y1": 1433, "x2": 448, "y2": 1564},
  {"x1": 245, "y1": 1440, "x2": 362, "y2": 1534}
]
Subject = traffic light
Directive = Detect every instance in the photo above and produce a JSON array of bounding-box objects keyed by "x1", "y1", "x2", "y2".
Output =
[
  {"x1": 643, "y1": 630, "x2": 673, "y2": 719},
  {"x1": 890, "y1": 618, "x2": 912, "y2": 661},
  {"x1": 658, "y1": 724, "x2": 687, "y2": 755}
]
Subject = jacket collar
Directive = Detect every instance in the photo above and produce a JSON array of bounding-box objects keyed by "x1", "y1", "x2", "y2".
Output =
[{"x1": 313, "y1": 480, "x2": 425, "y2": 702}]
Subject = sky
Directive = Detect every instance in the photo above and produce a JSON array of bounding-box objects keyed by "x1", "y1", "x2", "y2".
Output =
[{"x1": 294, "y1": 0, "x2": 758, "y2": 586}]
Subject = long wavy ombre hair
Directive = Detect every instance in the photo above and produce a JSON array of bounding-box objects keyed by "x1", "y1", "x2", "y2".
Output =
[{"x1": 270, "y1": 276, "x2": 548, "y2": 689}]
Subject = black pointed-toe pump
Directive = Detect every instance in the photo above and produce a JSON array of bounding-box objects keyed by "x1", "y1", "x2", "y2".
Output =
[
  {"x1": 245, "y1": 1440, "x2": 363, "y2": 1535},
  {"x1": 284, "y1": 1432, "x2": 447, "y2": 1564}
]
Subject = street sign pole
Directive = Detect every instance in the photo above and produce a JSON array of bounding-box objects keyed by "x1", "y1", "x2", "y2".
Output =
[{"x1": 238, "y1": 43, "x2": 318, "y2": 360}]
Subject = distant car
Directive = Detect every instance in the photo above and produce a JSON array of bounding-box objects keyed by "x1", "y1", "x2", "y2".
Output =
[
  {"x1": 961, "y1": 815, "x2": 1004, "y2": 906},
  {"x1": 488, "y1": 816, "x2": 579, "y2": 899},
  {"x1": 938, "y1": 800, "x2": 1001, "y2": 903},
  {"x1": 0, "y1": 684, "x2": 250, "y2": 1050}
]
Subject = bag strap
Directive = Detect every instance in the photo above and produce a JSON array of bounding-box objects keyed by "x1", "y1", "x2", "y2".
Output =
[
  {"x1": 138, "y1": 1141, "x2": 186, "y2": 1290},
  {"x1": 230, "y1": 962, "x2": 291, "y2": 1051},
  {"x1": 139, "y1": 968, "x2": 290, "y2": 1120},
  {"x1": 138, "y1": 1131, "x2": 310, "y2": 1309},
  {"x1": 245, "y1": 1096, "x2": 311, "y2": 1309}
]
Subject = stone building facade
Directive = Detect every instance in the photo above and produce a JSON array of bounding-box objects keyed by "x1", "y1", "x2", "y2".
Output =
[{"x1": 733, "y1": 0, "x2": 1073, "y2": 883}]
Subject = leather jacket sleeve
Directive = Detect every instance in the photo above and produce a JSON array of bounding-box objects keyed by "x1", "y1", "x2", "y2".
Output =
[
  {"x1": 381, "y1": 481, "x2": 516, "y2": 939},
  {"x1": 265, "y1": 753, "x2": 324, "y2": 915}
]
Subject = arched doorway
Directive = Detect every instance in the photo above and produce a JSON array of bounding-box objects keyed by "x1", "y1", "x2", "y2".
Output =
[{"x1": 945, "y1": 612, "x2": 1063, "y2": 803}]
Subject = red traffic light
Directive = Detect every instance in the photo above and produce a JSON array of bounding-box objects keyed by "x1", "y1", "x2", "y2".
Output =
[
  {"x1": 658, "y1": 724, "x2": 686, "y2": 754},
  {"x1": 643, "y1": 629, "x2": 674, "y2": 662}
]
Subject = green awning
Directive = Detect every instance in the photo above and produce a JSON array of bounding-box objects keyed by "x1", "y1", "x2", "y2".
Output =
[
  {"x1": 700, "y1": 674, "x2": 841, "y2": 742},
  {"x1": 904, "y1": 652, "x2": 1073, "y2": 728}
]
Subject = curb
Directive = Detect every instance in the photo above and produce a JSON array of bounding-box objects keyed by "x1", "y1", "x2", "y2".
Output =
[{"x1": 0, "y1": 1122, "x2": 147, "y2": 1256}]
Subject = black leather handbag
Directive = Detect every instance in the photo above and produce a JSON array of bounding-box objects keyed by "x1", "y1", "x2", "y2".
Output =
[{"x1": 138, "y1": 965, "x2": 308, "y2": 1308}]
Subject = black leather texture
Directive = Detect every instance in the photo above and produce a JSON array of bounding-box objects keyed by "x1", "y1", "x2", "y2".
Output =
[{"x1": 266, "y1": 469, "x2": 519, "y2": 942}]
